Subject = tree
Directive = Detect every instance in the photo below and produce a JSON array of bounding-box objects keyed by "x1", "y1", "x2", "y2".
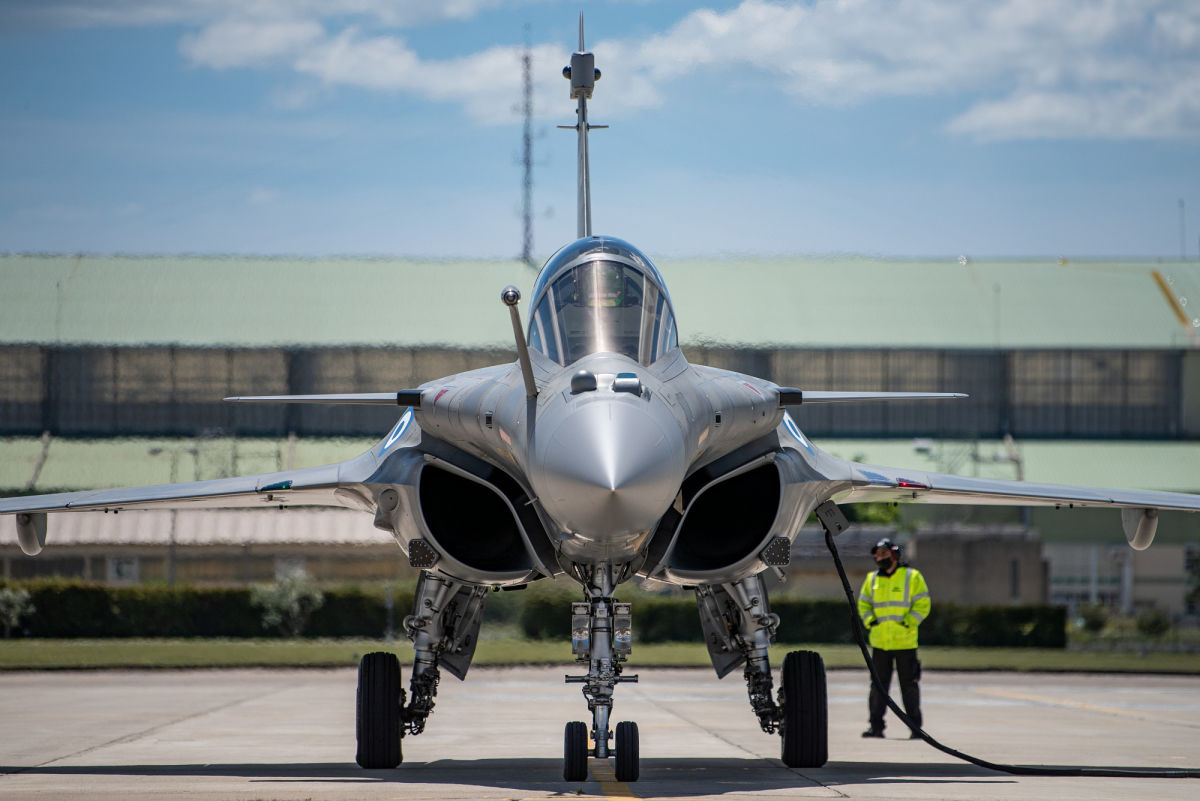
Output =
[
  {"x1": 251, "y1": 572, "x2": 325, "y2": 637},
  {"x1": 0, "y1": 587, "x2": 35, "y2": 638}
]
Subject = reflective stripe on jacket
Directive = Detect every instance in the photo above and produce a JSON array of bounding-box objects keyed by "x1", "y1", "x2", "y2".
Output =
[{"x1": 857, "y1": 565, "x2": 931, "y2": 651}]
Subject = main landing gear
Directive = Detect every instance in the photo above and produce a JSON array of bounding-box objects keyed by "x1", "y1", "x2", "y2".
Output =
[
  {"x1": 355, "y1": 573, "x2": 487, "y2": 769},
  {"x1": 356, "y1": 564, "x2": 828, "y2": 779},
  {"x1": 563, "y1": 564, "x2": 640, "y2": 782},
  {"x1": 696, "y1": 573, "x2": 828, "y2": 768}
]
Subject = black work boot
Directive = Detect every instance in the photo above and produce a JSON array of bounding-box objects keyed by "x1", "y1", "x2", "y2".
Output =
[{"x1": 861, "y1": 728, "x2": 884, "y2": 738}]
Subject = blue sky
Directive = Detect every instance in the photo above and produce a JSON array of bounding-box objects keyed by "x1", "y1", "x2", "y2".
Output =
[{"x1": 2, "y1": 0, "x2": 1199, "y2": 260}]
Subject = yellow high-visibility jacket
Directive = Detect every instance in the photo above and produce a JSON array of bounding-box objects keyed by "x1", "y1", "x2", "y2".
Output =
[{"x1": 857, "y1": 565, "x2": 931, "y2": 651}]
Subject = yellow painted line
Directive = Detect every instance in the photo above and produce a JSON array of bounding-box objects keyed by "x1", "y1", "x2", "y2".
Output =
[
  {"x1": 975, "y1": 687, "x2": 1196, "y2": 727},
  {"x1": 977, "y1": 687, "x2": 1136, "y2": 717},
  {"x1": 589, "y1": 757, "x2": 638, "y2": 799}
]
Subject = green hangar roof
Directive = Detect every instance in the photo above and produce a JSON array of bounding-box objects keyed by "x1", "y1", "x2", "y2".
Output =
[{"x1": 1, "y1": 254, "x2": 1197, "y2": 349}]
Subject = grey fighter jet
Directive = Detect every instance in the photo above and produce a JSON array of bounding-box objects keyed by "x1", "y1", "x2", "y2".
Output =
[{"x1": 3, "y1": 19, "x2": 1198, "y2": 783}]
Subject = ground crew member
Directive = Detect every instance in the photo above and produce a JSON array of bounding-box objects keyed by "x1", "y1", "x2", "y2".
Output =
[{"x1": 857, "y1": 538, "x2": 930, "y2": 738}]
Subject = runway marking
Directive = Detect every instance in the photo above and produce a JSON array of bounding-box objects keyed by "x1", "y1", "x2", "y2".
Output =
[
  {"x1": 974, "y1": 688, "x2": 1200, "y2": 728},
  {"x1": 589, "y1": 757, "x2": 637, "y2": 798}
]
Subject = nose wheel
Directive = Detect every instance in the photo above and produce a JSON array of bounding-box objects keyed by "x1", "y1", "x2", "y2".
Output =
[
  {"x1": 562, "y1": 719, "x2": 640, "y2": 783},
  {"x1": 563, "y1": 565, "x2": 641, "y2": 782},
  {"x1": 614, "y1": 720, "x2": 640, "y2": 782},
  {"x1": 563, "y1": 721, "x2": 588, "y2": 781}
]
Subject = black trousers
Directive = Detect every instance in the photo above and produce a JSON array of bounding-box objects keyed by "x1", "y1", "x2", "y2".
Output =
[{"x1": 868, "y1": 647, "x2": 922, "y2": 733}]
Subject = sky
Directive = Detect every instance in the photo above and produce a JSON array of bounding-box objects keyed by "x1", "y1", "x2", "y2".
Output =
[{"x1": 2, "y1": 0, "x2": 1200, "y2": 261}]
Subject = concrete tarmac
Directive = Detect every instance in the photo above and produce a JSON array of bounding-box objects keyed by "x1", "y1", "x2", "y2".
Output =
[{"x1": 1, "y1": 665, "x2": 1197, "y2": 800}]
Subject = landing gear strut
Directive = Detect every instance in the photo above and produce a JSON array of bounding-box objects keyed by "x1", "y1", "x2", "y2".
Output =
[
  {"x1": 563, "y1": 564, "x2": 640, "y2": 782},
  {"x1": 355, "y1": 572, "x2": 487, "y2": 768},
  {"x1": 696, "y1": 572, "x2": 828, "y2": 768}
]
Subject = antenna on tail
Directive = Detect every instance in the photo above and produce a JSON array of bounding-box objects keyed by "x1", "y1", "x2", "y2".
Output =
[{"x1": 559, "y1": 12, "x2": 606, "y2": 238}]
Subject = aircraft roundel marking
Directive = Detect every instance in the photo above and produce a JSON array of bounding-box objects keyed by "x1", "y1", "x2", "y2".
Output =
[
  {"x1": 782, "y1": 412, "x2": 814, "y2": 454},
  {"x1": 383, "y1": 407, "x2": 414, "y2": 452}
]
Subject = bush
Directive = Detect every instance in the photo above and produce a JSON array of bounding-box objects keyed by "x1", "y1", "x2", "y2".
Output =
[
  {"x1": 250, "y1": 572, "x2": 325, "y2": 637},
  {"x1": 19, "y1": 580, "x2": 121, "y2": 637},
  {"x1": 773, "y1": 599, "x2": 859, "y2": 645},
  {"x1": 919, "y1": 603, "x2": 1066, "y2": 648},
  {"x1": 0, "y1": 578, "x2": 1067, "y2": 648},
  {"x1": 518, "y1": 584, "x2": 577, "y2": 640},
  {"x1": 1077, "y1": 603, "x2": 1108, "y2": 634},
  {"x1": 0, "y1": 579, "x2": 396, "y2": 639},
  {"x1": 0, "y1": 587, "x2": 35, "y2": 638},
  {"x1": 1135, "y1": 607, "x2": 1171, "y2": 638},
  {"x1": 516, "y1": 590, "x2": 1065, "y2": 649},
  {"x1": 309, "y1": 585, "x2": 406, "y2": 638},
  {"x1": 634, "y1": 597, "x2": 702, "y2": 643}
]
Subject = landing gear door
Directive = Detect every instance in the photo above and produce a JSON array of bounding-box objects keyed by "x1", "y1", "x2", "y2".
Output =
[
  {"x1": 695, "y1": 584, "x2": 746, "y2": 678},
  {"x1": 439, "y1": 584, "x2": 487, "y2": 680}
]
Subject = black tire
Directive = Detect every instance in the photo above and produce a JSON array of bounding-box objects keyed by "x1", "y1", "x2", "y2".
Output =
[
  {"x1": 356, "y1": 651, "x2": 403, "y2": 769},
  {"x1": 614, "y1": 720, "x2": 640, "y2": 783},
  {"x1": 563, "y1": 721, "x2": 589, "y2": 782},
  {"x1": 780, "y1": 649, "x2": 828, "y2": 768}
]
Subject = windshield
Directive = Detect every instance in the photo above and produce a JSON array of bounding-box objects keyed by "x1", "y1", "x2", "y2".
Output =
[{"x1": 528, "y1": 239, "x2": 678, "y2": 367}]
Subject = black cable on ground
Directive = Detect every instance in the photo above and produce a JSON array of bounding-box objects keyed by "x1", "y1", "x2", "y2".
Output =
[{"x1": 819, "y1": 505, "x2": 1200, "y2": 779}]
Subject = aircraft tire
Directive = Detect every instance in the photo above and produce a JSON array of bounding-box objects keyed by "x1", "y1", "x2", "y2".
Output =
[
  {"x1": 614, "y1": 720, "x2": 640, "y2": 782},
  {"x1": 563, "y1": 720, "x2": 589, "y2": 781},
  {"x1": 356, "y1": 651, "x2": 403, "y2": 769},
  {"x1": 780, "y1": 649, "x2": 828, "y2": 768}
]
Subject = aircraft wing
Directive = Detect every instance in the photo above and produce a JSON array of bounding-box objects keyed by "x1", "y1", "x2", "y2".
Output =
[
  {"x1": 835, "y1": 462, "x2": 1200, "y2": 512},
  {"x1": 831, "y1": 459, "x2": 1200, "y2": 549},
  {"x1": 0, "y1": 453, "x2": 382, "y2": 558},
  {"x1": 0, "y1": 406, "x2": 423, "y2": 521},
  {"x1": 0, "y1": 407, "x2": 422, "y2": 557},
  {"x1": 0, "y1": 460, "x2": 371, "y2": 517}
]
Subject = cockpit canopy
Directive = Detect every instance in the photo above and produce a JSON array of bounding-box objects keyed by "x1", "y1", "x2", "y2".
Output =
[{"x1": 528, "y1": 237, "x2": 679, "y2": 367}]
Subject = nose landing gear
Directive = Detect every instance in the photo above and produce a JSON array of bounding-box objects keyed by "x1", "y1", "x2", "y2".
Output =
[{"x1": 563, "y1": 565, "x2": 641, "y2": 782}]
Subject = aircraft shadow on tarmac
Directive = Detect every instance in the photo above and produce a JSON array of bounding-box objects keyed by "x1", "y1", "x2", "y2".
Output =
[{"x1": 0, "y1": 757, "x2": 1034, "y2": 792}]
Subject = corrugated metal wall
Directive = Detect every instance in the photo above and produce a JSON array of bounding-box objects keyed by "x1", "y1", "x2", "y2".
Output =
[{"x1": 0, "y1": 345, "x2": 1185, "y2": 439}]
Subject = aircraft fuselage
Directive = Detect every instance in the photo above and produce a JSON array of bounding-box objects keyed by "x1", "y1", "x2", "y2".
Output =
[{"x1": 408, "y1": 344, "x2": 784, "y2": 566}]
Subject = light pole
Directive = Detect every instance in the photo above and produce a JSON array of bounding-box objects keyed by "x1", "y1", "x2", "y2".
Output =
[{"x1": 147, "y1": 445, "x2": 198, "y2": 587}]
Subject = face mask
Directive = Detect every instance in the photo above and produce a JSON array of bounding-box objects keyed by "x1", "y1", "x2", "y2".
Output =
[{"x1": 875, "y1": 556, "x2": 893, "y2": 570}]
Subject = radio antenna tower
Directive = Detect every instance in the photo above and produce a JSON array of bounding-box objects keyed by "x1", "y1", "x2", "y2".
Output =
[{"x1": 520, "y1": 26, "x2": 534, "y2": 267}]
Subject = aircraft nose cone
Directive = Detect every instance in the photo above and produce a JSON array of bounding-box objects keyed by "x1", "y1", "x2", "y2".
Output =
[{"x1": 533, "y1": 400, "x2": 684, "y2": 546}]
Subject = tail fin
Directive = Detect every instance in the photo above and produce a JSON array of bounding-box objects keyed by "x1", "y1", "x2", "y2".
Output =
[{"x1": 559, "y1": 12, "x2": 606, "y2": 238}]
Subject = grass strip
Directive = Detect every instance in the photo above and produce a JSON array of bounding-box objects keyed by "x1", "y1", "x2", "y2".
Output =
[{"x1": 1, "y1": 639, "x2": 1198, "y2": 673}]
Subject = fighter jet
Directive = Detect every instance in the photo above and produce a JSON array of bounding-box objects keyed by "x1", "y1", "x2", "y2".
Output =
[{"x1": 3, "y1": 19, "x2": 1198, "y2": 784}]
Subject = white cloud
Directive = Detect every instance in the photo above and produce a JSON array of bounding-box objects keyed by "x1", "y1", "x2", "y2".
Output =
[
  {"x1": 599, "y1": 0, "x2": 1200, "y2": 140},
  {"x1": 2, "y1": 0, "x2": 508, "y2": 29},
  {"x1": 14, "y1": 0, "x2": 1200, "y2": 140},
  {"x1": 181, "y1": 18, "x2": 325, "y2": 69},
  {"x1": 947, "y1": 76, "x2": 1200, "y2": 141},
  {"x1": 289, "y1": 32, "x2": 571, "y2": 125}
]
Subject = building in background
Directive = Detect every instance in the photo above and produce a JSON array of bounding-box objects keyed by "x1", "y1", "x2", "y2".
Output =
[{"x1": 1, "y1": 255, "x2": 1197, "y2": 617}]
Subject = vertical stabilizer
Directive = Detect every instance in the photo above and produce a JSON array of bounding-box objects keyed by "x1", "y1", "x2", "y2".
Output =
[{"x1": 559, "y1": 13, "x2": 605, "y2": 238}]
